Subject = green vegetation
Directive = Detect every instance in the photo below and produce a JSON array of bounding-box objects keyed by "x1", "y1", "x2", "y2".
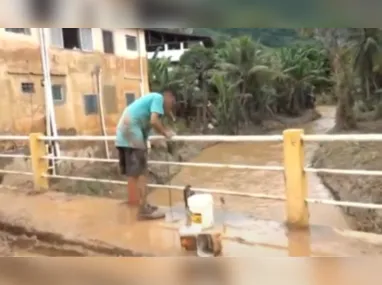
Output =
[
  {"x1": 195, "y1": 28, "x2": 304, "y2": 47},
  {"x1": 149, "y1": 28, "x2": 382, "y2": 134}
]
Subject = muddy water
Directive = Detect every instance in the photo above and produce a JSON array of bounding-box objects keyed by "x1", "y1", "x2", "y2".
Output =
[
  {"x1": 0, "y1": 106, "x2": 356, "y2": 259},
  {"x1": 149, "y1": 106, "x2": 349, "y2": 229}
]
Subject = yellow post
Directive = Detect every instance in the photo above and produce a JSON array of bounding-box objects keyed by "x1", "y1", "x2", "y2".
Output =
[
  {"x1": 283, "y1": 129, "x2": 309, "y2": 228},
  {"x1": 29, "y1": 133, "x2": 49, "y2": 191}
]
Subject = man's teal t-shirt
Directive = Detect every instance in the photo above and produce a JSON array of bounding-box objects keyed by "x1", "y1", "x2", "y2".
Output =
[{"x1": 116, "y1": 92, "x2": 164, "y2": 149}]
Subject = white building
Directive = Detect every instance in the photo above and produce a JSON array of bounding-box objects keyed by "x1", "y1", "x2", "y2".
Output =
[{"x1": 144, "y1": 29, "x2": 213, "y2": 63}]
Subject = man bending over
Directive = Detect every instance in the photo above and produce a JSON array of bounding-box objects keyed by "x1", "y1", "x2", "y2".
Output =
[{"x1": 116, "y1": 88, "x2": 176, "y2": 220}]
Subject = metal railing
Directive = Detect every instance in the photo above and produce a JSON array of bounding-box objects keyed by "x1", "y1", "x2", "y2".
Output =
[{"x1": 1, "y1": 130, "x2": 382, "y2": 228}]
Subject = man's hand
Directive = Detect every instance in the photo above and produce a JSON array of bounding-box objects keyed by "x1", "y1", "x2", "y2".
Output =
[
  {"x1": 150, "y1": 139, "x2": 166, "y2": 149},
  {"x1": 150, "y1": 113, "x2": 168, "y2": 137},
  {"x1": 164, "y1": 129, "x2": 176, "y2": 140}
]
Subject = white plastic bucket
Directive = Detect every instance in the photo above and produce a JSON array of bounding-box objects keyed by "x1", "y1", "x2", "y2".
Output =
[{"x1": 187, "y1": 194, "x2": 214, "y2": 230}]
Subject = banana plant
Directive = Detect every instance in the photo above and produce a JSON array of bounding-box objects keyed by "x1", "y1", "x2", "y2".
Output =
[
  {"x1": 274, "y1": 44, "x2": 331, "y2": 114},
  {"x1": 210, "y1": 73, "x2": 245, "y2": 134}
]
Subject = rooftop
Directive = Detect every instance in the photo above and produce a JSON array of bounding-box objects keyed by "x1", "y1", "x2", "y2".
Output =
[{"x1": 144, "y1": 28, "x2": 214, "y2": 47}]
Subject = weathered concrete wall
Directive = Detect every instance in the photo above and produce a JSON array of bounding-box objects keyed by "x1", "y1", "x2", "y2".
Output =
[{"x1": 0, "y1": 28, "x2": 149, "y2": 137}]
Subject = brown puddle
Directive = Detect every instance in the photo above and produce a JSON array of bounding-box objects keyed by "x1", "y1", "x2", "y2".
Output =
[
  {"x1": 149, "y1": 106, "x2": 348, "y2": 229},
  {"x1": 1, "y1": 176, "x2": 382, "y2": 258}
]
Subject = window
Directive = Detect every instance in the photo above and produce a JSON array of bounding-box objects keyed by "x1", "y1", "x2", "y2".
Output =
[
  {"x1": 102, "y1": 30, "x2": 114, "y2": 54},
  {"x1": 168, "y1": 42, "x2": 181, "y2": 50},
  {"x1": 52, "y1": 84, "x2": 65, "y2": 104},
  {"x1": 21, "y1": 82, "x2": 35, "y2": 94},
  {"x1": 79, "y1": 28, "x2": 93, "y2": 51},
  {"x1": 147, "y1": 44, "x2": 164, "y2": 53},
  {"x1": 126, "y1": 35, "x2": 137, "y2": 51},
  {"x1": 103, "y1": 85, "x2": 117, "y2": 114},
  {"x1": 62, "y1": 29, "x2": 80, "y2": 49},
  {"x1": 50, "y1": 28, "x2": 64, "y2": 47},
  {"x1": 125, "y1": 93, "x2": 135, "y2": 105},
  {"x1": 84, "y1": 94, "x2": 98, "y2": 115},
  {"x1": 50, "y1": 28, "x2": 93, "y2": 51},
  {"x1": 5, "y1": 28, "x2": 31, "y2": 35}
]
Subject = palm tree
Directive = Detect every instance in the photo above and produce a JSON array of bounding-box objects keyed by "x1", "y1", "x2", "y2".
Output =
[
  {"x1": 179, "y1": 45, "x2": 216, "y2": 130},
  {"x1": 353, "y1": 28, "x2": 381, "y2": 100},
  {"x1": 275, "y1": 44, "x2": 331, "y2": 115},
  {"x1": 298, "y1": 28, "x2": 357, "y2": 130},
  {"x1": 214, "y1": 36, "x2": 274, "y2": 123},
  {"x1": 148, "y1": 55, "x2": 173, "y2": 92},
  {"x1": 210, "y1": 73, "x2": 242, "y2": 134},
  {"x1": 334, "y1": 46, "x2": 357, "y2": 130},
  {"x1": 215, "y1": 36, "x2": 271, "y2": 94}
]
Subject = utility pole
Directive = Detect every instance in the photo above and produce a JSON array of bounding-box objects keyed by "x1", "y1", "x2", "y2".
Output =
[{"x1": 38, "y1": 28, "x2": 60, "y2": 173}]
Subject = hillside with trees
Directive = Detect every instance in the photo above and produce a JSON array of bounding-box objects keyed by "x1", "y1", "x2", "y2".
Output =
[
  {"x1": 152, "y1": 28, "x2": 382, "y2": 133},
  {"x1": 194, "y1": 28, "x2": 304, "y2": 47},
  {"x1": 150, "y1": 29, "x2": 382, "y2": 234},
  {"x1": 171, "y1": 28, "x2": 309, "y2": 47},
  {"x1": 150, "y1": 32, "x2": 332, "y2": 134}
]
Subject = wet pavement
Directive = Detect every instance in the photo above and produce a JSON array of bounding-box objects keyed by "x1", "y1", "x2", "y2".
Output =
[
  {"x1": 149, "y1": 106, "x2": 349, "y2": 229},
  {"x1": 1, "y1": 188, "x2": 382, "y2": 257},
  {"x1": 1, "y1": 106, "x2": 382, "y2": 258},
  {"x1": 1, "y1": 107, "x2": 382, "y2": 285}
]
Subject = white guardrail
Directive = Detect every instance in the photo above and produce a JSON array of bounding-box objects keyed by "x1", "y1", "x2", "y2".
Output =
[{"x1": 1, "y1": 134, "x2": 382, "y2": 211}]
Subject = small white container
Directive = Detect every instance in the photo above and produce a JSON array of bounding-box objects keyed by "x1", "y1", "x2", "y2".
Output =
[{"x1": 187, "y1": 194, "x2": 214, "y2": 230}]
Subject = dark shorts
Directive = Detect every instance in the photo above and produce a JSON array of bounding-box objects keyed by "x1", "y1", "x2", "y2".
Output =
[{"x1": 117, "y1": 147, "x2": 148, "y2": 177}]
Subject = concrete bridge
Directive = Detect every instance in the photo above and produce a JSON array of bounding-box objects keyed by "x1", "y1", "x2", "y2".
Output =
[{"x1": 1, "y1": 131, "x2": 382, "y2": 257}]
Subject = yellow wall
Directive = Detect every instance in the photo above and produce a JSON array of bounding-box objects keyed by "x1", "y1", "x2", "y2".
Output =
[
  {"x1": 0, "y1": 28, "x2": 150, "y2": 135},
  {"x1": 0, "y1": 28, "x2": 147, "y2": 58}
]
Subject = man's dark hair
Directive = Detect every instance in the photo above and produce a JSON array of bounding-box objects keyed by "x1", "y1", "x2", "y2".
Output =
[{"x1": 162, "y1": 86, "x2": 176, "y2": 97}]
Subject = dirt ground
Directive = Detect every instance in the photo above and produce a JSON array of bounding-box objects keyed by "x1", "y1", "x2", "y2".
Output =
[
  {"x1": 313, "y1": 120, "x2": 382, "y2": 234},
  {"x1": 0, "y1": 110, "x2": 324, "y2": 257}
]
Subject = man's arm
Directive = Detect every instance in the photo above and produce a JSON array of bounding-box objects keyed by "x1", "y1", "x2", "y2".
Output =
[
  {"x1": 150, "y1": 113, "x2": 170, "y2": 138},
  {"x1": 149, "y1": 94, "x2": 173, "y2": 139}
]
